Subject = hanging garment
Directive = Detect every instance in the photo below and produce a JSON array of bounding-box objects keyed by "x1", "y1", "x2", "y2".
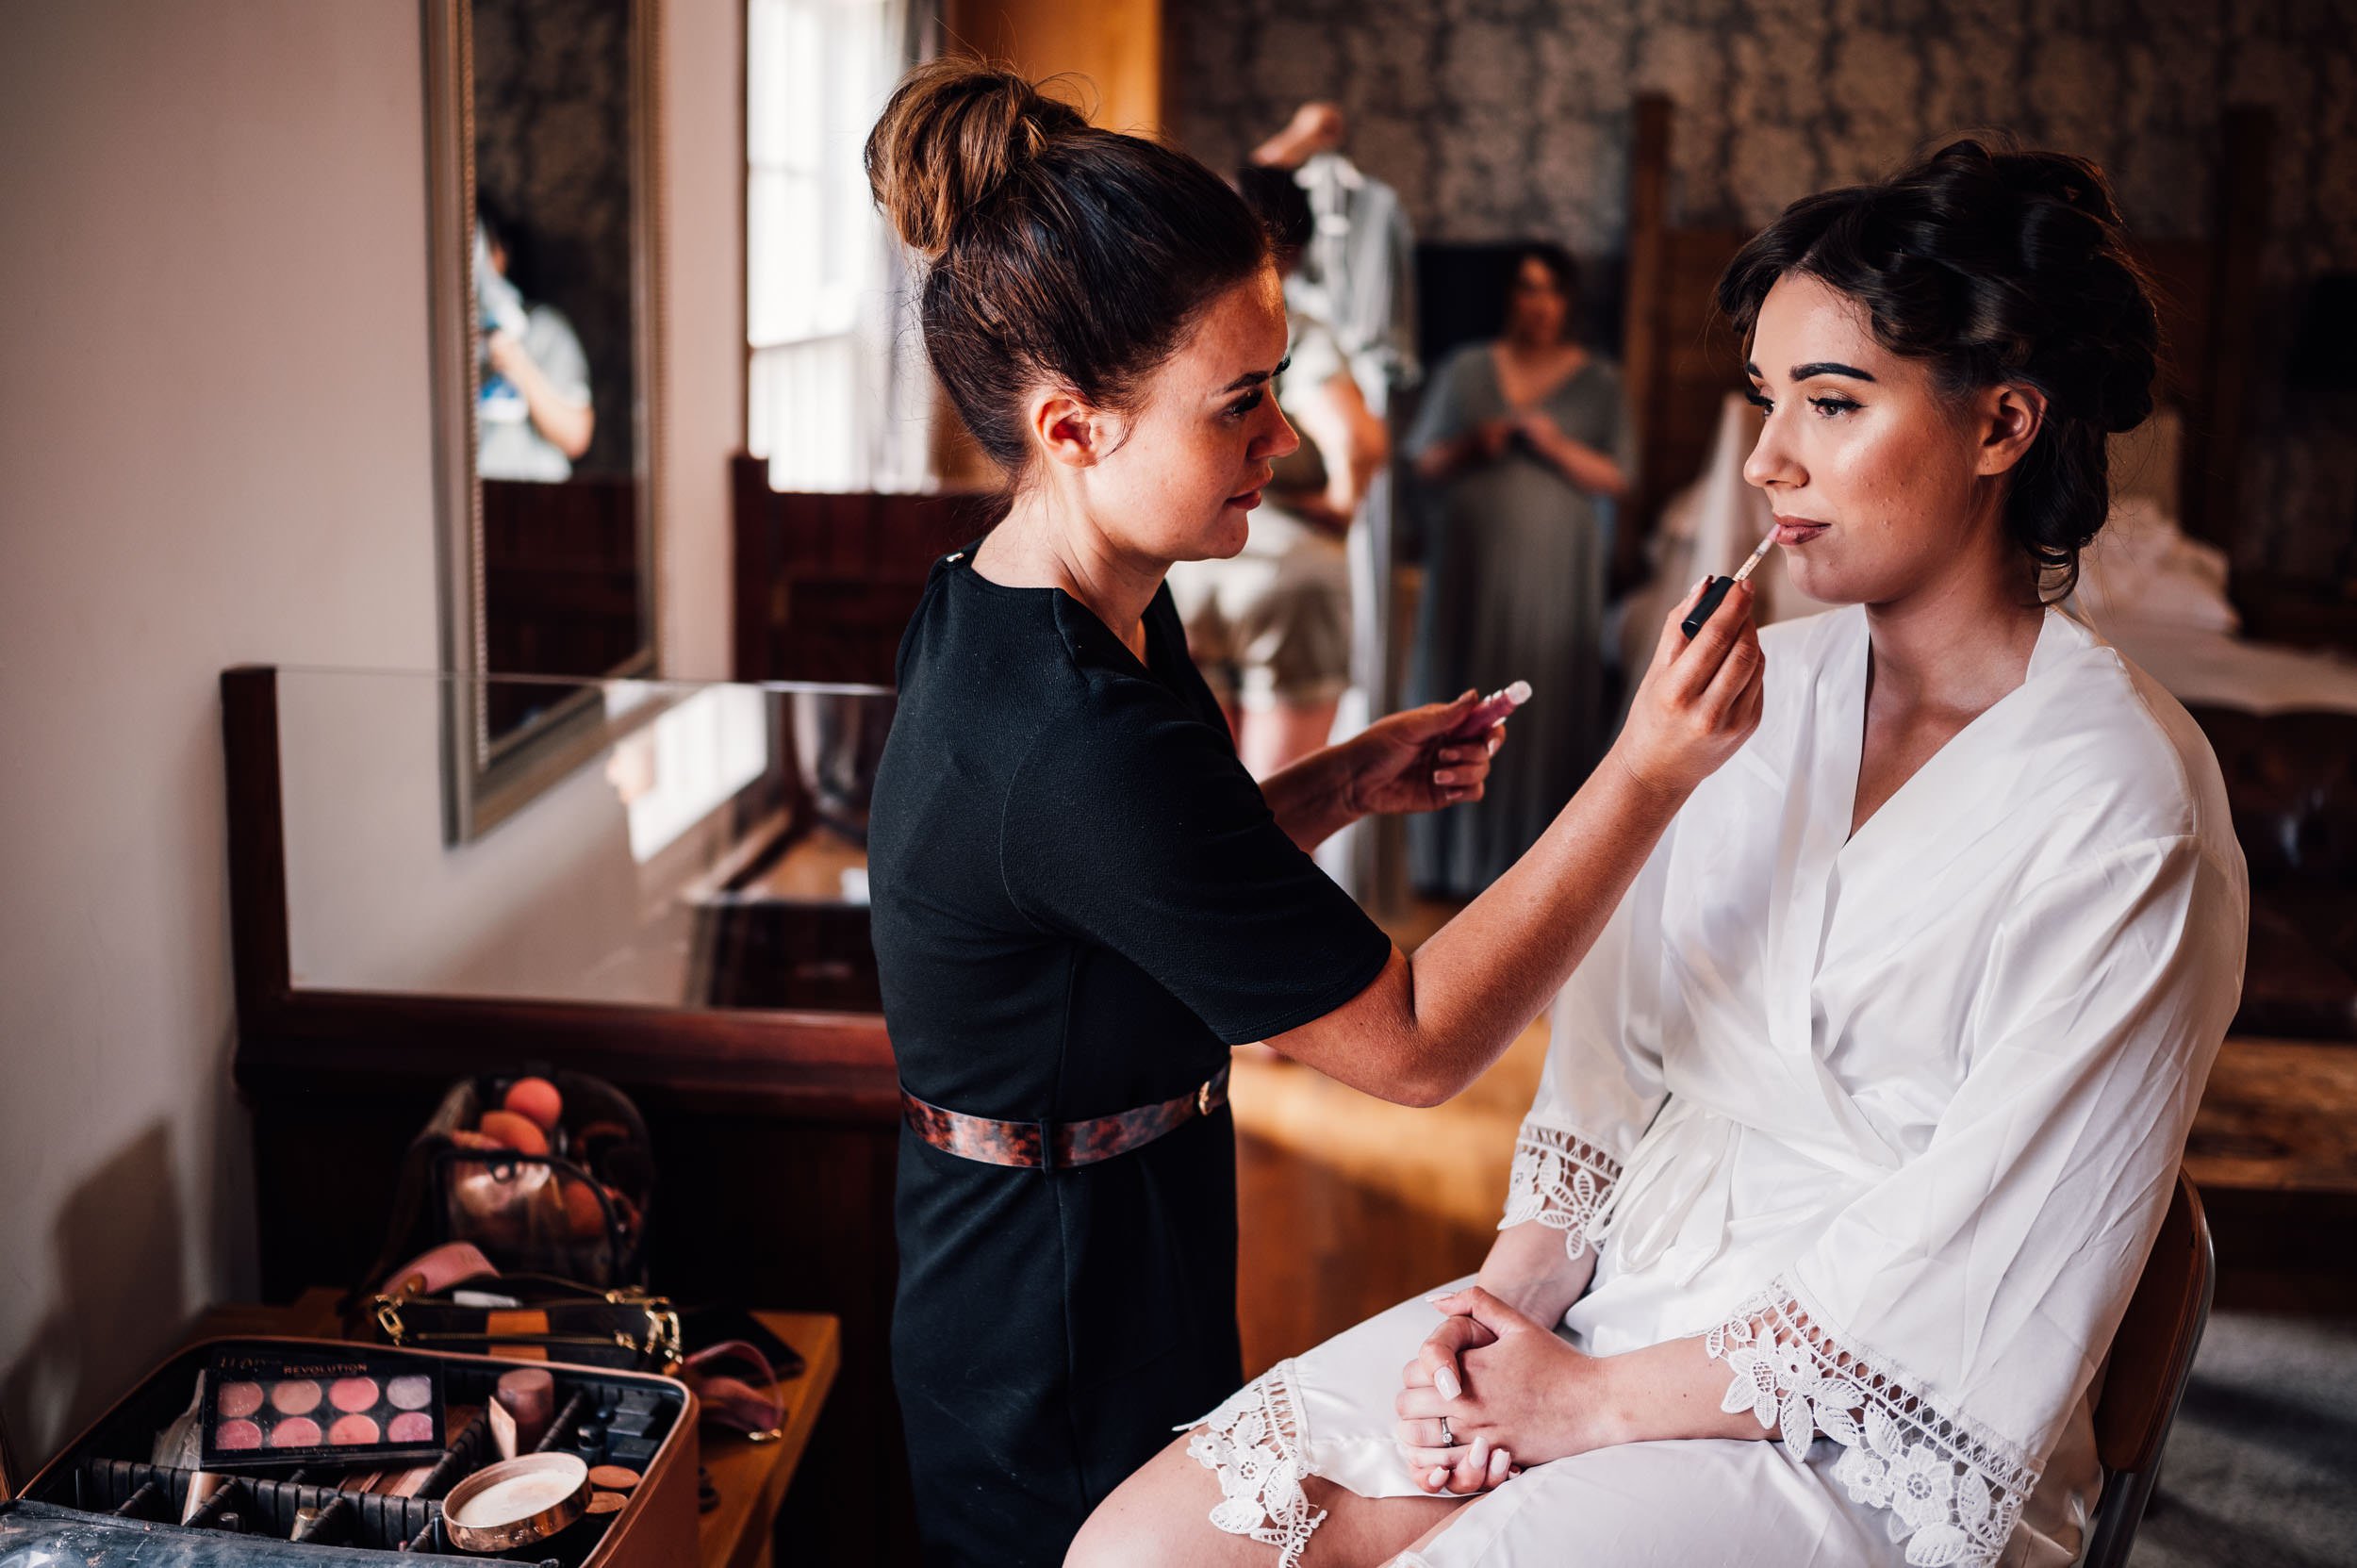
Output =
[{"x1": 1288, "y1": 152, "x2": 1418, "y2": 413}]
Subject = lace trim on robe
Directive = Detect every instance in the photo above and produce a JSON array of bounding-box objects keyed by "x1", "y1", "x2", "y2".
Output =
[
  {"x1": 1184, "y1": 1360, "x2": 1326, "y2": 1568},
  {"x1": 1498, "y1": 1120, "x2": 1623, "y2": 1262},
  {"x1": 1705, "y1": 1282, "x2": 2042, "y2": 1568}
]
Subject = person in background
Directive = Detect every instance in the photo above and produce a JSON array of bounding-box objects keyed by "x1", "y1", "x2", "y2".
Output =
[
  {"x1": 1405, "y1": 245, "x2": 1629, "y2": 899},
  {"x1": 1168, "y1": 166, "x2": 1383, "y2": 775},
  {"x1": 475, "y1": 204, "x2": 594, "y2": 482}
]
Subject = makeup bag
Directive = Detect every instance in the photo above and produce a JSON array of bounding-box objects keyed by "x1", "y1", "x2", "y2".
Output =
[
  {"x1": 357, "y1": 1246, "x2": 682, "y2": 1374},
  {"x1": 358, "y1": 1070, "x2": 656, "y2": 1296},
  {"x1": 356, "y1": 1246, "x2": 787, "y2": 1436}
]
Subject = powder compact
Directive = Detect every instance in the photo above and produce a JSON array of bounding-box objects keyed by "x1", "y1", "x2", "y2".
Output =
[
  {"x1": 201, "y1": 1349, "x2": 447, "y2": 1470},
  {"x1": 438, "y1": 1451, "x2": 591, "y2": 1553}
]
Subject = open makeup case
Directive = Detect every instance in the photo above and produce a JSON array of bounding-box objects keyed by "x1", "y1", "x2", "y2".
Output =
[{"x1": 1, "y1": 1336, "x2": 697, "y2": 1565}]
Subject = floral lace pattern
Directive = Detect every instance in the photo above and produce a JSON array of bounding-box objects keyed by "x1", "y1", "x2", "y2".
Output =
[
  {"x1": 1184, "y1": 1361, "x2": 1326, "y2": 1568},
  {"x1": 1706, "y1": 1285, "x2": 2040, "y2": 1568},
  {"x1": 1499, "y1": 1121, "x2": 1623, "y2": 1261}
]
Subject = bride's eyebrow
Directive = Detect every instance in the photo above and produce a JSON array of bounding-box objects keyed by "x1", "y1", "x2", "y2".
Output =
[
  {"x1": 1743, "y1": 360, "x2": 1879, "y2": 384},
  {"x1": 1795, "y1": 361, "x2": 1876, "y2": 383}
]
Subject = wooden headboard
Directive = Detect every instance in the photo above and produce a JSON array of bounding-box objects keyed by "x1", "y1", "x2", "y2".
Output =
[{"x1": 1616, "y1": 94, "x2": 2274, "y2": 575}]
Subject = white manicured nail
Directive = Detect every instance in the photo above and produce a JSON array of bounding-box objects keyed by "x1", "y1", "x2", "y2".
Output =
[
  {"x1": 1490, "y1": 1448, "x2": 1511, "y2": 1485},
  {"x1": 1434, "y1": 1366, "x2": 1462, "y2": 1401},
  {"x1": 1428, "y1": 1466, "x2": 1448, "y2": 1491}
]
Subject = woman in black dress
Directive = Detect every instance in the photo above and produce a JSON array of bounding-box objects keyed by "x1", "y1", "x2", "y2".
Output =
[{"x1": 862, "y1": 61, "x2": 1765, "y2": 1568}]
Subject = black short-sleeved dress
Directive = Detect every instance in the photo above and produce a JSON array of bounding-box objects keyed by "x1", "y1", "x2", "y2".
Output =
[{"x1": 867, "y1": 548, "x2": 1393, "y2": 1567}]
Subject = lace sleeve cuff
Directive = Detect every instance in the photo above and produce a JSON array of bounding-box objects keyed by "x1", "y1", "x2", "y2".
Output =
[
  {"x1": 1498, "y1": 1120, "x2": 1622, "y2": 1260},
  {"x1": 1705, "y1": 1282, "x2": 2041, "y2": 1568}
]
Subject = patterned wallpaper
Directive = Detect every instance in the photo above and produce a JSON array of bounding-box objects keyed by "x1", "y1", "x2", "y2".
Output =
[
  {"x1": 474, "y1": 0, "x2": 637, "y2": 479},
  {"x1": 1174, "y1": 0, "x2": 2357, "y2": 580}
]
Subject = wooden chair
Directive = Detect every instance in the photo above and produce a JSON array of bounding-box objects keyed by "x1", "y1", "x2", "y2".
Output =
[{"x1": 2078, "y1": 1171, "x2": 2215, "y2": 1568}]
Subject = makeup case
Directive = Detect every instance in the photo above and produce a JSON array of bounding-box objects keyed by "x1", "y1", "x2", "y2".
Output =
[{"x1": 8, "y1": 1336, "x2": 698, "y2": 1566}]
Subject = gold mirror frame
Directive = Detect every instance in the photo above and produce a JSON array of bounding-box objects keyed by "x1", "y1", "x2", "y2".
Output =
[{"x1": 423, "y1": 0, "x2": 666, "y2": 841}]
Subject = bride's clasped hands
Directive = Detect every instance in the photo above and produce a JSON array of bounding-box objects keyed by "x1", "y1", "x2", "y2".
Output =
[{"x1": 1393, "y1": 1286, "x2": 1621, "y2": 1495}]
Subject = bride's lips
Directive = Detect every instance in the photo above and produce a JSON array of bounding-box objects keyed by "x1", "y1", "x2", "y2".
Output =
[
  {"x1": 1227, "y1": 473, "x2": 1274, "y2": 511},
  {"x1": 1774, "y1": 515, "x2": 1830, "y2": 546}
]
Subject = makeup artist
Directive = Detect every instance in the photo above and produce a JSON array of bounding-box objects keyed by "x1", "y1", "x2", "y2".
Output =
[{"x1": 861, "y1": 61, "x2": 1764, "y2": 1568}]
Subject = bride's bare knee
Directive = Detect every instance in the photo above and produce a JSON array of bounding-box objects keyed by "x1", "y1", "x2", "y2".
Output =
[{"x1": 1065, "y1": 1430, "x2": 1225, "y2": 1568}]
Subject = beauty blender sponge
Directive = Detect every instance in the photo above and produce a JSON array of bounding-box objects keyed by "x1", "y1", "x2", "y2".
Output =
[
  {"x1": 562, "y1": 1179, "x2": 610, "y2": 1239},
  {"x1": 477, "y1": 1110, "x2": 550, "y2": 1156},
  {"x1": 502, "y1": 1077, "x2": 564, "y2": 1132}
]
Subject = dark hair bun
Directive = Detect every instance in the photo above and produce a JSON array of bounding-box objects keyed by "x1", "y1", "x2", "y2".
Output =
[
  {"x1": 866, "y1": 59, "x2": 1088, "y2": 260},
  {"x1": 863, "y1": 60, "x2": 1268, "y2": 486},
  {"x1": 1719, "y1": 137, "x2": 2162, "y2": 595},
  {"x1": 1958, "y1": 141, "x2": 2158, "y2": 435}
]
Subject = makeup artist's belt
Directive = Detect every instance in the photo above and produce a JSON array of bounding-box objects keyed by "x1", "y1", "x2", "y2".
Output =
[{"x1": 900, "y1": 1065, "x2": 1231, "y2": 1170}]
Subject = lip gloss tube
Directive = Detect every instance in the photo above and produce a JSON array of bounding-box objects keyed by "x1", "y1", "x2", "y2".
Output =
[{"x1": 1681, "y1": 530, "x2": 1777, "y2": 639}]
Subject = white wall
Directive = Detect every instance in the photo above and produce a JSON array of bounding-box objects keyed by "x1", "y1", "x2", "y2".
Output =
[
  {"x1": 664, "y1": 0, "x2": 746, "y2": 683},
  {"x1": 0, "y1": 0, "x2": 743, "y2": 1468}
]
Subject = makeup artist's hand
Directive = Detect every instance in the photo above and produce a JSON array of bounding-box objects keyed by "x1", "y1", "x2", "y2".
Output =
[
  {"x1": 1609, "y1": 576, "x2": 1764, "y2": 800},
  {"x1": 1343, "y1": 690, "x2": 1508, "y2": 815},
  {"x1": 1396, "y1": 1287, "x2": 1619, "y2": 1492}
]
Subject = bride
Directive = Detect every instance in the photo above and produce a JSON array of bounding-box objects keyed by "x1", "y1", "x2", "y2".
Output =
[{"x1": 1070, "y1": 139, "x2": 2249, "y2": 1568}]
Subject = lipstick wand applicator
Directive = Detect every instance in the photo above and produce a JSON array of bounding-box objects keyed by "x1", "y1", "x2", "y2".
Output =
[{"x1": 1681, "y1": 528, "x2": 1777, "y2": 639}]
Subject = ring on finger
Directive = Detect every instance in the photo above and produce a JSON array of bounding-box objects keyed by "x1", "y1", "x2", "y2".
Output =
[{"x1": 1438, "y1": 1416, "x2": 1455, "y2": 1447}]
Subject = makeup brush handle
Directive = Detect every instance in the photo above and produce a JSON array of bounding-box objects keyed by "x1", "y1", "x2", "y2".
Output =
[
  {"x1": 1681, "y1": 575, "x2": 1736, "y2": 639},
  {"x1": 536, "y1": 1389, "x2": 592, "y2": 1455}
]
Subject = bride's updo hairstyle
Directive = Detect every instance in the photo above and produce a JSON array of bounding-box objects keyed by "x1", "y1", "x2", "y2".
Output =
[
  {"x1": 865, "y1": 59, "x2": 1270, "y2": 481},
  {"x1": 1718, "y1": 140, "x2": 2161, "y2": 596}
]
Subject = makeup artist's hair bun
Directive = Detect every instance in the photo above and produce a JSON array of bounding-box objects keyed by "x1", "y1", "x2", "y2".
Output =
[
  {"x1": 865, "y1": 59, "x2": 1089, "y2": 261},
  {"x1": 863, "y1": 59, "x2": 1268, "y2": 487},
  {"x1": 1718, "y1": 137, "x2": 2161, "y2": 598}
]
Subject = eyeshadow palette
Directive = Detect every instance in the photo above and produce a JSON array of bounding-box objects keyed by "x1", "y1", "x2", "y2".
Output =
[{"x1": 200, "y1": 1350, "x2": 446, "y2": 1470}]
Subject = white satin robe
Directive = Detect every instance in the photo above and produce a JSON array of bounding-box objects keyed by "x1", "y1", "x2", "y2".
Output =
[{"x1": 1188, "y1": 605, "x2": 2249, "y2": 1568}]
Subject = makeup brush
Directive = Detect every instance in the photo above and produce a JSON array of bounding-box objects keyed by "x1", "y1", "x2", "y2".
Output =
[{"x1": 1681, "y1": 529, "x2": 1777, "y2": 639}]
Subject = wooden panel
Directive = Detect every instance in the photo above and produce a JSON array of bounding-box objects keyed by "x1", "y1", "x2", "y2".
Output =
[
  {"x1": 2190, "y1": 107, "x2": 2274, "y2": 554},
  {"x1": 946, "y1": 0, "x2": 1164, "y2": 135},
  {"x1": 482, "y1": 477, "x2": 647, "y2": 734},
  {"x1": 731, "y1": 457, "x2": 989, "y2": 685},
  {"x1": 1616, "y1": 93, "x2": 1671, "y2": 588}
]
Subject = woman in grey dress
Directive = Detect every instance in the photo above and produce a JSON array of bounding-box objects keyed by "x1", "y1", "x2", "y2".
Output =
[{"x1": 1407, "y1": 245, "x2": 1629, "y2": 898}]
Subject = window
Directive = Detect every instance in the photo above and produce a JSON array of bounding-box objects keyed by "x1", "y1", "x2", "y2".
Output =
[{"x1": 746, "y1": 0, "x2": 931, "y2": 493}]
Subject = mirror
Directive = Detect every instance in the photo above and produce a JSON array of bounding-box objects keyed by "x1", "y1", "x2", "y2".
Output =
[{"x1": 424, "y1": 0, "x2": 663, "y2": 841}]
